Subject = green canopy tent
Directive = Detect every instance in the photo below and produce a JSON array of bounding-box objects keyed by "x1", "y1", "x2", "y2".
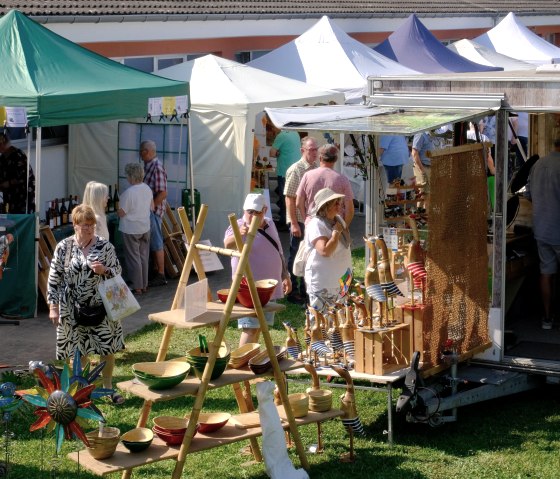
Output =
[{"x1": 0, "y1": 10, "x2": 188, "y2": 318}]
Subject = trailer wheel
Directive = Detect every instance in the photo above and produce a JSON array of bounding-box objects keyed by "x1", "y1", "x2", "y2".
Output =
[{"x1": 428, "y1": 413, "x2": 444, "y2": 428}]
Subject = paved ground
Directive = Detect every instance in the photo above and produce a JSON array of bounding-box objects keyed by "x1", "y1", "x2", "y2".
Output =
[{"x1": 1, "y1": 214, "x2": 366, "y2": 371}]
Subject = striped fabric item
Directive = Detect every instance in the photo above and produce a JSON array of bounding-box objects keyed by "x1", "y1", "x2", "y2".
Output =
[
  {"x1": 342, "y1": 417, "x2": 365, "y2": 435},
  {"x1": 380, "y1": 281, "x2": 404, "y2": 297},
  {"x1": 407, "y1": 261, "x2": 427, "y2": 288},
  {"x1": 311, "y1": 340, "x2": 332, "y2": 356},
  {"x1": 287, "y1": 344, "x2": 302, "y2": 360},
  {"x1": 343, "y1": 340, "x2": 355, "y2": 358},
  {"x1": 321, "y1": 327, "x2": 329, "y2": 341},
  {"x1": 366, "y1": 284, "x2": 387, "y2": 302},
  {"x1": 328, "y1": 330, "x2": 344, "y2": 352}
]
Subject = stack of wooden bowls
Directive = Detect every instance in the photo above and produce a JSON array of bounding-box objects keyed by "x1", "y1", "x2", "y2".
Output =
[
  {"x1": 85, "y1": 427, "x2": 121, "y2": 459},
  {"x1": 228, "y1": 343, "x2": 260, "y2": 369},
  {"x1": 132, "y1": 361, "x2": 190, "y2": 390},
  {"x1": 288, "y1": 393, "x2": 309, "y2": 418},
  {"x1": 248, "y1": 346, "x2": 286, "y2": 375},
  {"x1": 185, "y1": 342, "x2": 231, "y2": 380},
  {"x1": 152, "y1": 416, "x2": 197, "y2": 446},
  {"x1": 307, "y1": 389, "x2": 333, "y2": 412}
]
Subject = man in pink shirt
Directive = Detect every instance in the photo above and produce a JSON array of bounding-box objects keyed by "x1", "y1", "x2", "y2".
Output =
[{"x1": 296, "y1": 144, "x2": 354, "y2": 226}]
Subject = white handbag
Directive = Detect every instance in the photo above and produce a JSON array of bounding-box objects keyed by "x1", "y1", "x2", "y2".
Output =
[
  {"x1": 292, "y1": 240, "x2": 311, "y2": 277},
  {"x1": 98, "y1": 274, "x2": 140, "y2": 322}
]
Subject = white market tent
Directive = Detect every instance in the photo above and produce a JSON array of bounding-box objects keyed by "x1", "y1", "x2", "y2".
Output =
[
  {"x1": 155, "y1": 54, "x2": 344, "y2": 244},
  {"x1": 474, "y1": 12, "x2": 560, "y2": 64},
  {"x1": 248, "y1": 16, "x2": 418, "y2": 103},
  {"x1": 448, "y1": 39, "x2": 536, "y2": 71}
]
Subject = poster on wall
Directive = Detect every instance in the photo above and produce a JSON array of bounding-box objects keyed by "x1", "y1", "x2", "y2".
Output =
[{"x1": 0, "y1": 214, "x2": 36, "y2": 318}]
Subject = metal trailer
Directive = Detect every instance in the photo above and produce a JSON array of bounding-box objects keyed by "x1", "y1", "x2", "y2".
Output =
[{"x1": 267, "y1": 68, "x2": 560, "y2": 426}]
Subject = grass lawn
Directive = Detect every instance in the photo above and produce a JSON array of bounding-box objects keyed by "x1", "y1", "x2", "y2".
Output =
[{"x1": 3, "y1": 248, "x2": 560, "y2": 478}]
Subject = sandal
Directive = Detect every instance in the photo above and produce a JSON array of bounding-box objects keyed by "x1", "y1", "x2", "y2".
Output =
[{"x1": 110, "y1": 393, "x2": 125, "y2": 405}]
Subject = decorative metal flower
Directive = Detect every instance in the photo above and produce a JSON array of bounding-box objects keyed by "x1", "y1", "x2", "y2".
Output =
[
  {"x1": 0, "y1": 382, "x2": 21, "y2": 418},
  {"x1": 22, "y1": 351, "x2": 112, "y2": 453}
]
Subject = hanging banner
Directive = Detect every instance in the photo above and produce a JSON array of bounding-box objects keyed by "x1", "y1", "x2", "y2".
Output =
[
  {"x1": 3, "y1": 107, "x2": 27, "y2": 127},
  {"x1": 0, "y1": 214, "x2": 36, "y2": 318},
  {"x1": 148, "y1": 95, "x2": 189, "y2": 120}
]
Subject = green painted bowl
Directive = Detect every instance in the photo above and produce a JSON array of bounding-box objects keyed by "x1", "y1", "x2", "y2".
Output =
[{"x1": 121, "y1": 427, "x2": 153, "y2": 453}]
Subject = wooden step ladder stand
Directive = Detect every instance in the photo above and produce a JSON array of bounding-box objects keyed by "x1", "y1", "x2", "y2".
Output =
[{"x1": 122, "y1": 204, "x2": 308, "y2": 479}]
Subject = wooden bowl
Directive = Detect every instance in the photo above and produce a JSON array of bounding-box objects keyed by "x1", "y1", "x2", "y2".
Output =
[
  {"x1": 185, "y1": 343, "x2": 231, "y2": 380},
  {"x1": 85, "y1": 427, "x2": 120, "y2": 460},
  {"x1": 132, "y1": 361, "x2": 190, "y2": 390},
  {"x1": 121, "y1": 427, "x2": 153, "y2": 453},
  {"x1": 194, "y1": 412, "x2": 231, "y2": 434},
  {"x1": 308, "y1": 389, "x2": 333, "y2": 412},
  {"x1": 153, "y1": 416, "x2": 188, "y2": 434},
  {"x1": 288, "y1": 393, "x2": 309, "y2": 418},
  {"x1": 237, "y1": 279, "x2": 278, "y2": 308},
  {"x1": 152, "y1": 426, "x2": 186, "y2": 446},
  {"x1": 228, "y1": 343, "x2": 260, "y2": 369},
  {"x1": 216, "y1": 289, "x2": 230, "y2": 303},
  {"x1": 248, "y1": 346, "x2": 286, "y2": 375}
]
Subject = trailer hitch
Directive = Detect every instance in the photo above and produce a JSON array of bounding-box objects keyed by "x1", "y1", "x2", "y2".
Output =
[{"x1": 396, "y1": 351, "x2": 423, "y2": 413}]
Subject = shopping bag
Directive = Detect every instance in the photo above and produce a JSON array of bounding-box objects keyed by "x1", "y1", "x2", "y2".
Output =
[
  {"x1": 292, "y1": 240, "x2": 311, "y2": 277},
  {"x1": 98, "y1": 274, "x2": 140, "y2": 322}
]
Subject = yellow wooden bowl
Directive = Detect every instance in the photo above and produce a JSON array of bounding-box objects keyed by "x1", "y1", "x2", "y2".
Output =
[
  {"x1": 288, "y1": 393, "x2": 309, "y2": 418},
  {"x1": 153, "y1": 415, "x2": 189, "y2": 434}
]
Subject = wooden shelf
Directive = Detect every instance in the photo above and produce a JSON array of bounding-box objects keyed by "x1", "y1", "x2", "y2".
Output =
[
  {"x1": 148, "y1": 301, "x2": 285, "y2": 329},
  {"x1": 117, "y1": 359, "x2": 304, "y2": 402},
  {"x1": 68, "y1": 407, "x2": 344, "y2": 476}
]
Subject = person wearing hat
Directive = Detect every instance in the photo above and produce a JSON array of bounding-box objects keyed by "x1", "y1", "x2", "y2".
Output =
[
  {"x1": 224, "y1": 193, "x2": 291, "y2": 346},
  {"x1": 303, "y1": 187, "x2": 352, "y2": 311}
]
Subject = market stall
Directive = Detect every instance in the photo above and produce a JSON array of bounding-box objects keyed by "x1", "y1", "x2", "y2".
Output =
[{"x1": 0, "y1": 10, "x2": 188, "y2": 316}]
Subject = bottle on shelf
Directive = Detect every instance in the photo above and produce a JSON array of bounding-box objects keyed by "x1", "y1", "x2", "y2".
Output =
[
  {"x1": 68, "y1": 195, "x2": 74, "y2": 224},
  {"x1": 113, "y1": 183, "x2": 120, "y2": 211},
  {"x1": 107, "y1": 185, "x2": 113, "y2": 213},
  {"x1": 60, "y1": 198, "x2": 68, "y2": 225},
  {"x1": 48, "y1": 201, "x2": 56, "y2": 229},
  {"x1": 54, "y1": 199, "x2": 60, "y2": 228}
]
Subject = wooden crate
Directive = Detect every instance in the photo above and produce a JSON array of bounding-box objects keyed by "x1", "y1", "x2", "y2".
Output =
[
  {"x1": 398, "y1": 304, "x2": 426, "y2": 356},
  {"x1": 354, "y1": 323, "x2": 411, "y2": 375}
]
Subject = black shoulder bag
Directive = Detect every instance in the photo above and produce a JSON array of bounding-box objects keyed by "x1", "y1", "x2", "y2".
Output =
[{"x1": 65, "y1": 237, "x2": 106, "y2": 327}]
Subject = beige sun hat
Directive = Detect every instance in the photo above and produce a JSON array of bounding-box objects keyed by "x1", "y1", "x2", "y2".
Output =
[{"x1": 312, "y1": 188, "x2": 345, "y2": 215}]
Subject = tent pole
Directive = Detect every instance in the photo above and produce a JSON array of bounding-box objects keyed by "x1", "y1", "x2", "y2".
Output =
[
  {"x1": 186, "y1": 113, "x2": 195, "y2": 223},
  {"x1": 35, "y1": 127, "x2": 42, "y2": 318}
]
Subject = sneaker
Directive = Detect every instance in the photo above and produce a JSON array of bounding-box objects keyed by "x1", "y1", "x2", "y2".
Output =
[
  {"x1": 148, "y1": 274, "x2": 167, "y2": 287},
  {"x1": 542, "y1": 318, "x2": 553, "y2": 330}
]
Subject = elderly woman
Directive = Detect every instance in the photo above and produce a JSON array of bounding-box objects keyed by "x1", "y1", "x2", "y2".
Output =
[
  {"x1": 47, "y1": 204, "x2": 125, "y2": 404},
  {"x1": 83, "y1": 181, "x2": 110, "y2": 240},
  {"x1": 117, "y1": 163, "x2": 154, "y2": 295},
  {"x1": 224, "y1": 193, "x2": 291, "y2": 346},
  {"x1": 304, "y1": 188, "x2": 352, "y2": 311}
]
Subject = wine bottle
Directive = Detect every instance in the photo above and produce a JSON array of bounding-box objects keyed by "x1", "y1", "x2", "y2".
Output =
[
  {"x1": 113, "y1": 183, "x2": 120, "y2": 211},
  {"x1": 48, "y1": 201, "x2": 55, "y2": 229},
  {"x1": 60, "y1": 198, "x2": 68, "y2": 225},
  {"x1": 68, "y1": 195, "x2": 74, "y2": 224},
  {"x1": 54, "y1": 199, "x2": 60, "y2": 227},
  {"x1": 107, "y1": 185, "x2": 113, "y2": 213}
]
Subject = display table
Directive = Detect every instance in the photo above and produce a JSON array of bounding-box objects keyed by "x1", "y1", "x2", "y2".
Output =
[{"x1": 286, "y1": 365, "x2": 406, "y2": 445}]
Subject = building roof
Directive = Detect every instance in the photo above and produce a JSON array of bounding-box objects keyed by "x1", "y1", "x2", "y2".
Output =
[{"x1": 1, "y1": 1, "x2": 559, "y2": 20}]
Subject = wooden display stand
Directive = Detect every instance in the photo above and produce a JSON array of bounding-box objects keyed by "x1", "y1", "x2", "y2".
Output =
[
  {"x1": 68, "y1": 205, "x2": 328, "y2": 478},
  {"x1": 354, "y1": 324, "x2": 411, "y2": 376},
  {"x1": 161, "y1": 205, "x2": 186, "y2": 279},
  {"x1": 383, "y1": 184, "x2": 427, "y2": 229},
  {"x1": 398, "y1": 304, "x2": 425, "y2": 357}
]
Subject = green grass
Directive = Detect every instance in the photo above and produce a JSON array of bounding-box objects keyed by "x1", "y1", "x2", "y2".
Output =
[{"x1": 4, "y1": 247, "x2": 560, "y2": 478}]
